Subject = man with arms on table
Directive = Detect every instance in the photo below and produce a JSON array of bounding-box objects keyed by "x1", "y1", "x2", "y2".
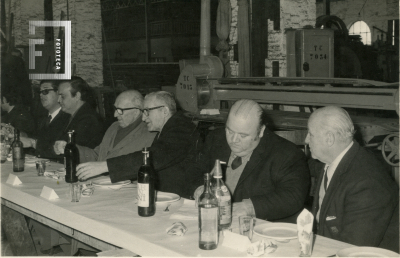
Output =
[
  {"x1": 193, "y1": 99, "x2": 310, "y2": 222},
  {"x1": 76, "y1": 91, "x2": 202, "y2": 198},
  {"x1": 55, "y1": 76, "x2": 103, "y2": 149},
  {"x1": 54, "y1": 90, "x2": 156, "y2": 166},
  {"x1": 307, "y1": 106, "x2": 398, "y2": 252},
  {"x1": 20, "y1": 80, "x2": 70, "y2": 160}
]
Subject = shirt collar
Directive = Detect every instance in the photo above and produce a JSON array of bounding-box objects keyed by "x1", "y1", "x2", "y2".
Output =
[
  {"x1": 325, "y1": 141, "x2": 354, "y2": 185},
  {"x1": 49, "y1": 107, "x2": 61, "y2": 119}
]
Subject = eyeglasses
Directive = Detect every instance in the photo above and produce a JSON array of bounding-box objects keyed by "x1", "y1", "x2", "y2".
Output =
[
  {"x1": 113, "y1": 105, "x2": 142, "y2": 115},
  {"x1": 142, "y1": 106, "x2": 164, "y2": 116},
  {"x1": 39, "y1": 89, "x2": 55, "y2": 95}
]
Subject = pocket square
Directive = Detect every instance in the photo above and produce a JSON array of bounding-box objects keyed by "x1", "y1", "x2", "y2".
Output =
[{"x1": 326, "y1": 216, "x2": 336, "y2": 221}]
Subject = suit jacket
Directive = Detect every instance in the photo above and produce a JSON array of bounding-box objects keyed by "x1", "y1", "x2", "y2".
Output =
[
  {"x1": 311, "y1": 141, "x2": 399, "y2": 252},
  {"x1": 192, "y1": 128, "x2": 310, "y2": 222},
  {"x1": 77, "y1": 121, "x2": 156, "y2": 162},
  {"x1": 2, "y1": 105, "x2": 35, "y2": 136},
  {"x1": 107, "y1": 112, "x2": 202, "y2": 199},
  {"x1": 35, "y1": 110, "x2": 70, "y2": 160},
  {"x1": 58, "y1": 102, "x2": 104, "y2": 149}
]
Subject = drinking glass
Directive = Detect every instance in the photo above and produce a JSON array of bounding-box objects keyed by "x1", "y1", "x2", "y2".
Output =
[
  {"x1": 70, "y1": 183, "x2": 82, "y2": 202},
  {"x1": 239, "y1": 216, "x2": 254, "y2": 240},
  {"x1": 35, "y1": 160, "x2": 46, "y2": 176}
]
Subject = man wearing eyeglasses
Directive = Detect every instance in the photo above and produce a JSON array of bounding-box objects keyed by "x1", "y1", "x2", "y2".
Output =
[
  {"x1": 76, "y1": 91, "x2": 202, "y2": 199},
  {"x1": 20, "y1": 80, "x2": 70, "y2": 160},
  {"x1": 54, "y1": 90, "x2": 156, "y2": 166}
]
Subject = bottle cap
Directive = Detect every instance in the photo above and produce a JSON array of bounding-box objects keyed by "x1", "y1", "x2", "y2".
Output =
[
  {"x1": 67, "y1": 130, "x2": 75, "y2": 134},
  {"x1": 213, "y1": 159, "x2": 222, "y2": 178}
]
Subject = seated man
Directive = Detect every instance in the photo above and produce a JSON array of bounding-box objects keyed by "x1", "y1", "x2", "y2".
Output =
[
  {"x1": 1, "y1": 91, "x2": 35, "y2": 136},
  {"x1": 75, "y1": 91, "x2": 202, "y2": 198},
  {"x1": 54, "y1": 90, "x2": 156, "y2": 163},
  {"x1": 20, "y1": 80, "x2": 70, "y2": 160},
  {"x1": 55, "y1": 76, "x2": 103, "y2": 149},
  {"x1": 307, "y1": 106, "x2": 398, "y2": 252},
  {"x1": 193, "y1": 99, "x2": 310, "y2": 223}
]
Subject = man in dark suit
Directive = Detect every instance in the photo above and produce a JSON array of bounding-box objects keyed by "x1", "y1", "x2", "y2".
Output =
[
  {"x1": 54, "y1": 76, "x2": 103, "y2": 150},
  {"x1": 1, "y1": 91, "x2": 35, "y2": 136},
  {"x1": 76, "y1": 91, "x2": 202, "y2": 199},
  {"x1": 20, "y1": 80, "x2": 70, "y2": 160},
  {"x1": 307, "y1": 106, "x2": 398, "y2": 252},
  {"x1": 193, "y1": 99, "x2": 310, "y2": 222}
]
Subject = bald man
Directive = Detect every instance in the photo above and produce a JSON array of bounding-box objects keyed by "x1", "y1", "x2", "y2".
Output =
[
  {"x1": 75, "y1": 91, "x2": 202, "y2": 199},
  {"x1": 307, "y1": 106, "x2": 398, "y2": 252},
  {"x1": 54, "y1": 90, "x2": 156, "y2": 167},
  {"x1": 192, "y1": 99, "x2": 310, "y2": 222}
]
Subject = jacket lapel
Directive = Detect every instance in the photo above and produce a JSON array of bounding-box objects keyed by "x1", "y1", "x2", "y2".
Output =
[
  {"x1": 319, "y1": 142, "x2": 359, "y2": 226},
  {"x1": 235, "y1": 130, "x2": 272, "y2": 187}
]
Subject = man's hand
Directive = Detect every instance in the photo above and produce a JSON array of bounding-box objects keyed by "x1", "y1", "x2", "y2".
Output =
[
  {"x1": 76, "y1": 161, "x2": 108, "y2": 181},
  {"x1": 20, "y1": 137, "x2": 33, "y2": 148},
  {"x1": 54, "y1": 140, "x2": 67, "y2": 155},
  {"x1": 232, "y1": 202, "x2": 249, "y2": 217}
]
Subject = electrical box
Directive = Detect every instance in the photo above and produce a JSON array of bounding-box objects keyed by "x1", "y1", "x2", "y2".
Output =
[{"x1": 286, "y1": 29, "x2": 334, "y2": 77}]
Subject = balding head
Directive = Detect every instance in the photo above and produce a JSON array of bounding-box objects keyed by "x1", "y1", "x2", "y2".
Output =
[
  {"x1": 114, "y1": 90, "x2": 144, "y2": 128},
  {"x1": 226, "y1": 99, "x2": 266, "y2": 157},
  {"x1": 309, "y1": 106, "x2": 354, "y2": 143},
  {"x1": 306, "y1": 106, "x2": 354, "y2": 164}
]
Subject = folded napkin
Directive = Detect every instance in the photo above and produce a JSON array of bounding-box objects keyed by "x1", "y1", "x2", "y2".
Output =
[
  {"x1": 297, "y1": 208, "x2": 314, "y2": 257},
  {"x1": 169, "y1": 199, "x2": 197, "y2": 220}
]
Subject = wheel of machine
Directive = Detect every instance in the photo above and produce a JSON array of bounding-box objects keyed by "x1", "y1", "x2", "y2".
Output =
[{"x1": 381, "y1": 133, "x2": 399, "y2": 167}]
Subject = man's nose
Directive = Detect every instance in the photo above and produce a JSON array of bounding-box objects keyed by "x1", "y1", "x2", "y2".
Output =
[
  {"x1": 232, "y1": 133, "x2": 240, "y2": 143},
  {"x1": 57, "y1": 96, "x2": 61, "y2": 103},
  {"x1": 305, "y1": 135, "x2": 309, "y2": 144}
]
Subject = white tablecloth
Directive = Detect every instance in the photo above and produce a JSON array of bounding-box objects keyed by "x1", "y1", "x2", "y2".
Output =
[{"x1": 1, "y1": 157, "x2": 354, "y2": 257}]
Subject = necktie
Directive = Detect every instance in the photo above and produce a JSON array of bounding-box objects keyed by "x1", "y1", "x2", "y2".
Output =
[
  {"x1": 231, "y1": 156, "x2": 242, "y2": 170},
  {"x1": 45, "y1": 115, "x2": 52, "y2": 127},
  {"x1": 323, "y1": 166, "x2": 329, "y2": 191}
]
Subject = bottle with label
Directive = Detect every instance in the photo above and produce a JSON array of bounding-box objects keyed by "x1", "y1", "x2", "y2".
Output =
[
  {"x1": 198, "y1": 173, "x2": 219, "y2": 250},
  {"x1": 11, "y1": 129, "x2": 24, "y2": 172},
  {"x1": 211, "y1": 159, "x2": 232, "y2": 230},
  {"x1": 64, "y1": 130, "x2": 79, "y2": 183},
  {"x1": 137, "y1": 148, "x2": 156, "y2": 217}
]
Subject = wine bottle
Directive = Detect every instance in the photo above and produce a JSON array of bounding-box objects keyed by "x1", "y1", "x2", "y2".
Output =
[
  {"x1": 138, "y1": 148, "x2": 156, "y2": 217},
  {"x1": 64, "y1": 130, "x2": 79, "y2": 183},
  {"x1": 211, "y1": 159, "x2": 232, "y2": 230},
  {"x1": 198, "y1": 173, "x2": 219, "y2": 250},
  {"x1": 1, "y1": 134, "x2": 7, "y2": 163},
  {"x1": 11, "y1": 129, "x2": 24, "y2": 172}
]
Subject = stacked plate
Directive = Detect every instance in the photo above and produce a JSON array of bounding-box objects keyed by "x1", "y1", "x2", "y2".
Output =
[
  {"x1": 253, "y1": 223, "x2": 297, "y2": 241},
  {"x1": 92, "y1": 178, "x2": 131, "y2": 190}
]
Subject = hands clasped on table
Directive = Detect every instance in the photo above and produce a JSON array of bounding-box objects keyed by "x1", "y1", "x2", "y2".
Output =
[{"x1": 76, "y1": 161, "x2": 108, "y2": 181}]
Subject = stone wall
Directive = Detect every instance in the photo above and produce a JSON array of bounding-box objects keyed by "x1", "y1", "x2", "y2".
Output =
[
  {"x1": 316, "y1": 0, "x2": 399, "y2": 44},
  {"x1": 53, "y1": 0, "x2": 103, "y2": 87}
]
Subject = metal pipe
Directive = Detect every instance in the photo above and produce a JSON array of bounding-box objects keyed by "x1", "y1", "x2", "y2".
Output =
[{"x1": 199, "y1": 0, "x2": 210, "y2": 63}]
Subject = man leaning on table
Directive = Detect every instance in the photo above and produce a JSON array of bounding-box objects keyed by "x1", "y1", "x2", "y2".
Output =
[
  {"x1": 307, "y1": 106, "x2": 399, "y2": 253},
  {"x1": 54, "y1": 90, "x2": 156, "y2": 164},
  {"x1": 75, "y1": 91, "x2": 202, "y2": 199},
  {"x1": 192, "y1": 99, "x2": 310, "y2": 223}
]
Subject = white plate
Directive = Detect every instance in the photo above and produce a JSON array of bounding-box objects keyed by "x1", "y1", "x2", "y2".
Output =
[
  {"x1": 253, "y1": 223, "x2": 297, "y2": 240},
  {"x1": 156, "y1": 192, "x2": 180, "y2": 203},
  {"x1": 92, "y1": 178, "x2": 131, "y2": 189},
  {"x1": 337, "y1": 247, "x2": 399, "y2": 257}
]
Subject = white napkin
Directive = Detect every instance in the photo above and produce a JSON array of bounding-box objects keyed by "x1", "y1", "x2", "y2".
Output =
[
  {"x1": 200, "y1": 109, "x2": 220, "y2": 115},
  {"x1": 297, "y1": 208, "x2": 314, "y2": 256}
]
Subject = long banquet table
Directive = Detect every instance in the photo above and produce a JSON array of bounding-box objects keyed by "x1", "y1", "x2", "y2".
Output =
[{"x1": 1, "y1": 157, "x2": 354, "y2": 257}]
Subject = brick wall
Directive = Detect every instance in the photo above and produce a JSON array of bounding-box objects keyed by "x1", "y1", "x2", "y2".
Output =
[
  {"x1": 227, "y1": 0, "x2": 316, "y2": 77},
  {"x1": 53, "y1": 0, "x2": 103, "y2": 87},
  {"x1": 266, "y1": 0, "x2": 316, "y2": 77},
  {"x1": 316, "y1": 0, "x2": 399, "y2": 43}
]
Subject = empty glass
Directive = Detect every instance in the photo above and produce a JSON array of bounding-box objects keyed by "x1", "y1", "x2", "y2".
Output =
[
  {"x1": 70, "y1": 183, "x2": 82, "y2": 202},
  {"x1": 35, "y1": 160, "x2": 46, "y2": 176},
  {"x1": 239, "y1": 216, "x2": 254, "y2": 240}
]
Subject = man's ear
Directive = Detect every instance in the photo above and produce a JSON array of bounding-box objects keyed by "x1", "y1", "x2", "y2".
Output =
[
  {"x1": 326, "y1": 131, "x2": 335, "y2": 147},
  {"x1": 75, "y1": 91, "x2": 81, "y2": 101}
]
